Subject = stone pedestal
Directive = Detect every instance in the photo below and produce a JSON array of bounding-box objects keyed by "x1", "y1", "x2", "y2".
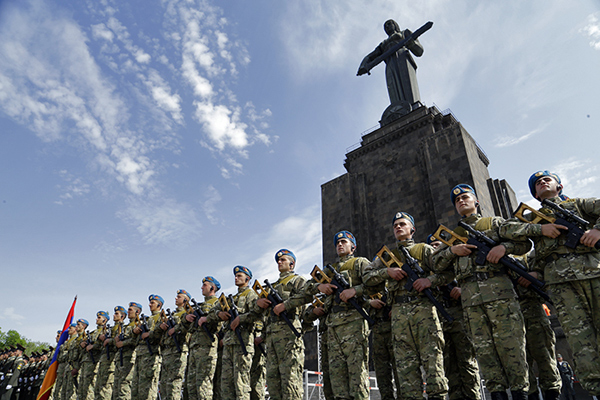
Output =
[{"x1": 321, "y1": 105, "x2": 517, "y2": 263}]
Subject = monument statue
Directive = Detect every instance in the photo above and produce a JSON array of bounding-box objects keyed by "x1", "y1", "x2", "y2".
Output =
[{"x1": 357, "y1": 20, "x2": 433, "y2": 124}]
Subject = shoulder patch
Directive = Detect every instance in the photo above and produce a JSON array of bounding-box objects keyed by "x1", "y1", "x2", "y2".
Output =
[
  {"x1": 339, "y1": 258, "x2": 357, "y2": 273},
  {"x1": 408, "y1": 243, "x2": 426, "y2": 261},
  {"x1": 474, "y1": 217, "x2": 494, "y2": 232}
]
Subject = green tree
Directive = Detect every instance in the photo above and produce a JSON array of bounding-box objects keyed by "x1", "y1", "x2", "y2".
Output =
[{"x1": 0, "y1": 326, "x2": 51, "y2": 355}]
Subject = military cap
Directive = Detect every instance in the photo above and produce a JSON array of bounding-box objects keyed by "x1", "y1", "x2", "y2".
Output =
[
  {"x1": 77, "y1": 318, "x2": 89, "y2": 327},
  {"x1": 70, "y1": 323, "x2": 77, "y2": 328},
  {"x1": 149, "y1": 294, "x2": 164, "y2": 305},
  {"x1": 392, "y1": 211, "x2": 414, "y2": 226},
  {"x1": 334, "y1": 231, "x2": 356, "y2": 247},
  {"x1": 528, "y1": 170, "x2": 563, "y2": 199},
  {"x1": 202, "y1": 276, "x2": 221, "y2": 291},
  {"x1": 129, "y1": 301, "x2": 143, "y2": 310},
  {"x1": 16, "y1": 344, "x2": 26, "y2": 351},
  {"x1": 451, "y1": 184, "x2": 477, "y2": 205},
  {"x1": 233, "y1": 265, "x2": 252, "y2": 278},
  {"x1": 97, "y1": 311, "x2": 109, "y2": 320},
  {"x1": 426, "y1": 234, "x2": 435, "y2": 244},
  {"x1": 275, "y1": 249, "x2": 296, "y2": 263},
  {"x1": 114, "y1": 305, "x2": 126, "y2": 314},
  {"x1": 177, "y1": 289, "x2": 191, "y2": 300}
]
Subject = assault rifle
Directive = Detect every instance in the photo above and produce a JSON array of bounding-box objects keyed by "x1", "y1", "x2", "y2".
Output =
[
  {"x1": 84, "y1": 331, "x2": 95, "y2": 364},
  {"x1": 104, "y1": 324, "x2": 111, "y2": 360},
  {"x1": 252, "y1": 280, "x2": 301, "y2": 338},
  {"x1": 164, "y1": 309, "x2": 183, "y2": 353},
  {"x1": 117, "y1": 323, "x2": 123, "y2": 367},
  {"x1": 310, "y1": 265, "x2": 376, "y2": 326},
  {"x1": 369, "y1": 288, "x2": 392, "y2": 322},
  {"x1": 189, "y1": 298, "x2": 214, "y2": 342},
  {"x1": 433, "y1": 223, "x2": 552, "y2": 304},
  {"x1": 514, "y1": 201, "x2": 600, "y2": 250},
  {"x1": 138, "y1": 314, "x2": 154, "y2": 355},
  {"x1": 219, "y1": 294, "x2": 248, "y2": 356},
  {"x1": 376, "y1": 245, "x2": 453, "y2": 322}
]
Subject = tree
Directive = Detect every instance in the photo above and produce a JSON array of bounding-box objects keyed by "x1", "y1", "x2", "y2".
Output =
[{"x1": 0, "y1": 326, "x2": 51, "y2": 355}]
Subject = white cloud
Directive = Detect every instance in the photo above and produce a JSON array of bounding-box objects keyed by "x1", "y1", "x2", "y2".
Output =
[
  {"x1": 202, "y1": 185, "x2": 222, "y2": 224},
  {"x1": 494, "y1": 123, "x2": 549, "y2": 148},
  {"x1": 91, "y1": 23, "x2": 114, "y2": 42},
  {"x1": 194, "y1": 101, "x2": 249, "y2": 151},
  {"x1": 581, "y1": 13, "x2": 600, "y2": 50},
  {"x1": 1, "y1": 307, "x2": 26, "y2": 322}
]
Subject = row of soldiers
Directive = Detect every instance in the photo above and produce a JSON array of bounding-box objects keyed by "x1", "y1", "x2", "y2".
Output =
[
  {"x1": 20, "y1": 169, "x2": 600, "y2": 400},
  {"x1": 0, "y1": 344, "x2": 54, "y2": 400}
]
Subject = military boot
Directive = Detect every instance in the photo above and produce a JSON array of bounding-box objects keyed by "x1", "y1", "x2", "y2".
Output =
[
  {"x1": 490, "y1": 391, "x2": 509, "y2": 400},
  {"x1": 544, "y1": 389, "x2": 561, "y2": 400},
  {"x1": 511, "y1": 390, "x2": 529, "y2": 400}
]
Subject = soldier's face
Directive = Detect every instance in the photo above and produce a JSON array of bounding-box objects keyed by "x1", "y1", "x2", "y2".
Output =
[
  {"x1": 234, "y1": 272, "x2": 249, "y2": 287},
  {"x1": 535, "y1": 176, "x2": 560, "y2": 200},
  {"x1": 127, "y1": 307, "x2": 139, "y2": 320},
  {"x1": 149, "y1": 299, "x2": 161, "y2": 312},
  {"x1": 76, "y1": 322, "x2": 87, "y2": 332},
  {"x1": 336, "y1": 238, "x2": 354, "y2": 257},
  {"x1": 455, "y1": 193, "x2": 477, "y2": 216},
  {"x1": 277, "y1": 255, "x2": 294, "y2": 273},
  {"x1": 96, "y1": 315, "x2": 106, "y2": 326},
  {"x1": 175, "y1": 293, "x2": 186, "y2": 307},
  {"x1": 201, "y1": 281, "x2": 214, "y2": 297},
  {"x1": 393, "y1": 219, "x2": 414, "y2": 241},
  {"x1": 68, "y1": 326, "x2": 77, "y2": 335}
]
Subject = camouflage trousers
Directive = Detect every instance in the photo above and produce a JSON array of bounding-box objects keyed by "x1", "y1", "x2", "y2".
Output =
[
  {"x1": 265, "y1": 327, "x2": 305, "y2": 400},
  {"x1": 53, "y1": 363, "x2": 66, "y2": 400},
  {"x1": 94, "y1": 353, "x2": 116, "y2": 400},
  {"x1": 551, "y1": 277, "x2": 600, "y2": 395},
  {"x1": 319, "y1": 328, "x2": 334, "y2": 400},
  {"x1": 520, "y1": 296, "x2": 561, "y2": 394},
  {"x1": 187, "y1": 343, "x2": 218, "y2": 400},
  {"x1": 77, "y1": 360, "x2": 98, "y2": 400},
  {"x1": 60, "y1": 365, "x2": 76, "y2": 400},
  {"x1": 160, "y1": 348, "x2": 188, "y2": 400},
  {"x1": 328, "y1": 319, "x2": 370, "y2": 400},
  {"x1": 250, "y1": 343, "x2": 266, "y2": 400},
  {"x1": 391, "y1": 301, "x2": 448, "y2": 400},
  {"x1": 442, "y1": 305, "x2": 481, "y2": 400},
  {"x1": 213, "y1": 345, "x2": 223, "y2": 400},
  {"x1": 463, "y1": 298, "x2": 528, "y2": 393},
  {"x1": 372, "y1": 321, "x2": 399, "y2": 400},
  {"x1": 112, "y1": 352, "x2": 135, "y2": 400},
  {"x1": 220, "y1": 343, "x2": 254, "y2": 400},
  {"x1": 131, "y1": 349, "x2": 161, "y2": 400}
]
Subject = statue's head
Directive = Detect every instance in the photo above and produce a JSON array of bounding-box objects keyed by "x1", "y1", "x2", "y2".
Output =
[{"x1": 384, "y1": 19, "x2": 400, "y2": 36}]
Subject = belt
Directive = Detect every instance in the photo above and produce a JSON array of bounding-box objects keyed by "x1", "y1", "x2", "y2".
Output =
[
  {"x1": 462, "y1": 268, "x2": 507, "y2": 282},
  {"x1": 331, "y1": 304, "x2": 353, "y2": 314},
  {"x1": 394, "y1": 295, "x2": 421, "y2": 304}
]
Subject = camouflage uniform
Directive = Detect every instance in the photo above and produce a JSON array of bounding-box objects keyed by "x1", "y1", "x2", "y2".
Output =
[
  {"x1": 500, "y1": 196, "x2": 600, "y2": 395},
  {"x1": 434, "y1": 214, "x2": 530, "y2": 395},
  {"x1": 77, "y1": 328, "x2": 102, "y2": 400},
  {"x1": 207, "y1": 286, "x2": 259, "y2": 400},
  {"x1": 131, "y1": 310, "x2": 162, "y2": 400},
  {"x1": 158, "y1": 307, "x2": 189, "y2": 400},
  {"x1": 254, "y1": 271, "x2": 307, "y2": 400},
  {"x1": 185, "y1": 296, "x2": 219, "y2": 400},
  {"x1": 302, "y1": 303, "x2": 333, "y2": 400},
  {"x1": 53, "y1": 342, "x2": 69, "y2": 400},
  {"x1": 364, "y1": 241, "x2": 450, "y2": 400},
  {"x1": 63, "y1": 333, "x2": 84, "y2": 400},
  {"x1": 293, "y1": 254, "x2": 373, "y2": 400},
  {"x1": 94, "y1": 324, "x2": 118, "y2": 400},
  {"x1": 370, "y1": 313, "x2": 399, "y2": 400},
  {"x1": 249, "y1": 333, "x2": 266, "y2": 400},
  {"x1": 438, "y1": 283, "x2": 481, "y2": 400},
  {"x1": 112, "y1": 320, "x2": 137, "y2": 400}
]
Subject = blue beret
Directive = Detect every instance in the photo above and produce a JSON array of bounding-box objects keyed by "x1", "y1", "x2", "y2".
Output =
[
  {"x1": 528, "y1": 170, "x2": 563, "y2": 199},
  {"x1": 203, "y1": 276, "x2": 221, "y2": 291},
  {"x1": 233, "y1": 265, "x2": 252, "y2": 278},
  {"x1": 97, "y1": 311, "x2": 109, "y2": 320},
  {"x1": 275, "y1": 249, "x2": 296, "y2": 263},
  {"x1": 451, "y1": 184, "x2": 476, "y2": 205},
  {"x1": 77, "y1": 318, "x2": 89, "y2": 326},
  {"x1": 149, "y1": 294, "x2": 164, "y2": 305},
  {"x1": 426, "y1": 234, "x2": 435, "y2": 244},
  {"x1": 334, "y1": 231, "x2": 356, "y2": 247},
  {"x1": 177, "y1": 289, "x2": 191, "y2": 299},
  {"x1": 70, "y1": 323, "x2": 77, "y2": 328},
  {"x1": 129, "y1": 302, "x2": 143, "y2": 310},
  {"x1": 392, "y1": 212, "x2": 414, "y2": 226},
  {"x1": 114, "y1": 306, "x2": 126, "y2": 314}
]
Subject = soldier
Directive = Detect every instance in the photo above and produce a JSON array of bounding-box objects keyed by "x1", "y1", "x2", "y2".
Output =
[
  {"x1": 56, "y1": 325, "x2": 76, "y2": 400},
  {"x1": 556, "y1": 355, "x2": 575, "y2": 400},
  {"x1": 363, "y1": 212, "x2": 450, "y2": 400},
  {"x1": 301, "y1": 297, "x2": 333, "y2": 400},
  {"x1": 157, "y1": 290, "x2": 191, "y2": 400},
  {"x1": 65, "y1": 318, "x2": 88, "y2": 400},
  {"x1": 249, "y1": 322, "x2": 266, "y2": 400},
  {"x1": 282, "y1": 231, "x2": 374, "y2": 400},
  {"x1": 185, "y1": 277, "x2": 221, "y2": 400},
  {"x1": 78, "y1": 312, "x2": 107, "y2": 400},
  {"x1": 131, "y1": 295, "x2": 163, "y2": 400},
  {"x1": 94, "y1": 306, "x2": 123, "y2": 400},
  {"x1": 500, "y1": 171, "x2": 600, "y2": 396},
  {"x1": 113, "y1": 302, "x2": 141, "y2": 400},
  {"x1": 207, "y1": 266, "x2": 259, "y2": 400},
  {"x1": 434, "y1": 184, "x2": 530, "y2": 400},
  {"x1": 0, "y1": 344, "x2": 25, "y2": 400},
  {"x1": 255, "y1": 249, "x2": 306, "y2": 400}
]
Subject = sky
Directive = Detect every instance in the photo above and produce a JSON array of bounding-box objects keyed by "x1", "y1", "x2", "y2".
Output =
[{"x1": 1, "y1": 0, "x2": 599, "y2": 344}]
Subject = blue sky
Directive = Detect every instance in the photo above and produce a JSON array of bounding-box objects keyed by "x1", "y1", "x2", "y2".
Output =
[{"x1": 1, "y1": 0, "x2": 599, "y2": 344}]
